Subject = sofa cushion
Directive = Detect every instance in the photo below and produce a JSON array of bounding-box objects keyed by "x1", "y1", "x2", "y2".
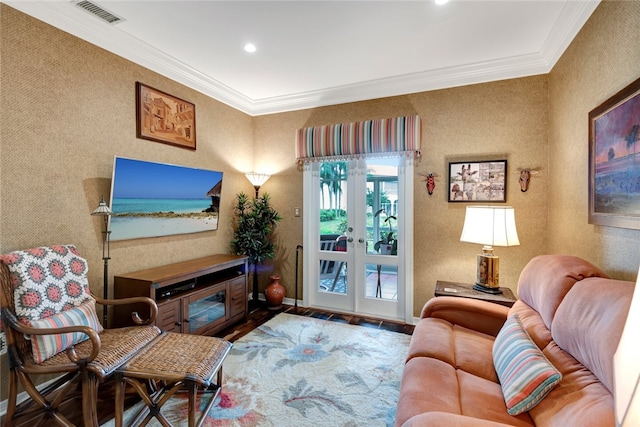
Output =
[
  {"x1": 396, "y1": 356, "x2": 534, "y2": 427},
  {"x1": 401, "y1": 412, "x2": 522, "y2": 427},
  {"x1": 406, "y1": 317, "x2": 455, "y2": 365},
  {"x1": 551, "y1": 276, "x2": 633, "y2": 394},
  {"x1": 493, "y1": 314, "x2": 562, "y2": 415},
  {"x1": 457, "y1": 369, "x2": 534, "y2": 426},
  {"x1": 407, "y1": 317, "x2": 498, "y2": 382},
  {"x1": 516, "y1": 255, "x2": 608, "y2": 329},
  {"x1": 29, "y1": 299, "x2": 103, "y2": 363},
  {"x1": 528, "y1": 340, "x2": 615, "y2": 426},
  {"x1": 396, "y1": 356, "x2": 462, "y2": 426},
  {"x1": 508, "y1": 301, "x2": 553, "y2": 351}
]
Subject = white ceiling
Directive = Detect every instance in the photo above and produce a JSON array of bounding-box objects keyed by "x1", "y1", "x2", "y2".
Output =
[{"x1": 5, "y1": 0, "x2": 600, "y2": 116}]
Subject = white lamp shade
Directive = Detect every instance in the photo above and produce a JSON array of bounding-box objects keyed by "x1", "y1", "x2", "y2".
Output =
[
  {"x1": 91, "y1": 197, "x2": 112, "y2": 216},
  {"x1": 245, "y1": 172, "x2": 270, "y2": 187},
  {"x1": 460, "y1": 206, "x2": 520, "y2": 247},
  {"x1": 614, "y1": 265, "x2": 640, "y2": 427}
]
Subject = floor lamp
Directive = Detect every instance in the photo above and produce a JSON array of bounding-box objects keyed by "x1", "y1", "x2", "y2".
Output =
[
  {"x1": 244, "y1": 172, "x2": 271, "y2": 307},
  {"x1": 245, "y1": 172, "x2": 271, "y2": 198},
  {"x1": 91, "y1": 196, "x2": 112, "y2": 326}
]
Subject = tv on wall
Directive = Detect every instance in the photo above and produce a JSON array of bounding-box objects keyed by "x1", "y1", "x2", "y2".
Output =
[{"x1": 109, "y1": 156, "x2": 223, "y2": 241}]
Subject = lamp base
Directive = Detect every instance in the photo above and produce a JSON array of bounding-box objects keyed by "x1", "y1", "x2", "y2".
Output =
[
  {"x1": 473, "y1": 283, "x2": 503, "y2": 294},
  {"x1": 476, "y1": 252, "x2": 500, "y2": 289}
]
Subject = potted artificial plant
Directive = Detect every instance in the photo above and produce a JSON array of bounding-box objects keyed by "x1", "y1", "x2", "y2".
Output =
[
  {"x1": 231, "y1": 192, "x2": 282, "y2": 307},
  {"x1": 373, "y1": 209, "x2": 397, "y2": 255}
]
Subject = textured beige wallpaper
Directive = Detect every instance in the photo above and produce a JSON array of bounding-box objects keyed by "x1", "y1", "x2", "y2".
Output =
[
  {"x1": 0, "y1": 5, "x2": 255, "y2": 278},
  {"x1": 255, "y1": 77, "x2": 549, "y2": 317},
  {"x1": 548, "y1": 0, "x2": 640, "y2": 280},
  {"x1": 0, "y1": 5, "x2": 258, "y2": 400}
]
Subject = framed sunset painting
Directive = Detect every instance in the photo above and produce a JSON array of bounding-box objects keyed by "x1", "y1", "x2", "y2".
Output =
[{"x1": 589, "y1": 76, "x2": 640, "y2": 229}]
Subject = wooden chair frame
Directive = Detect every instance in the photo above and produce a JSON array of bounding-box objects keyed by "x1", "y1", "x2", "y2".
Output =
[{"x1": 0, "y1": 263, "x2": 160, "y2": 427}]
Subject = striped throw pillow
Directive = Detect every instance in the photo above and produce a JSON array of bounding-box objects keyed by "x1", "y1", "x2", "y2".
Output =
[
  {"x1": 29, "y1": 300, "x2": 103, "y2": 363},
  {"x1": 493, "y1": 314, "x2": 562, "y2": 415}
]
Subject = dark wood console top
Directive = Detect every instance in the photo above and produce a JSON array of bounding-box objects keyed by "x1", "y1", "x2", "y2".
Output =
[{"x1": 116, "y1": 254, "x2": 248, "y2": 289}]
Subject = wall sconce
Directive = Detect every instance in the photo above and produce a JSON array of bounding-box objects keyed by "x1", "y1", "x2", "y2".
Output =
[
  {"x1": 91, "y1": 196, "x2": 112, "y2": 326},
  {"x1": 460, "y1": 206, "x2": 520, "y2": 294},
  {"x1": 613, "y1": 264, "x2": 640, "y2": 426},
  {"x1": 245, "y1": 172, "x2": 271, "y2": 198}
]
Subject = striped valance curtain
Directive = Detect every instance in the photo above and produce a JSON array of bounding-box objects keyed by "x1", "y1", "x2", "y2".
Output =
[{"x1": 295, "y1": 115, "x2": 421, "y2": 163}]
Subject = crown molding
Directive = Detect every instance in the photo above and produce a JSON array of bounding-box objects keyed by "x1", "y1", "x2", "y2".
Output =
[
  {"x1": 250, "y1": 53, "x2": 551, "y2": 115},
  {"x1": 4, "y1": 0, "x2": 600, "y2": 117},
  {"x1": 539, "y1": 0, "x2": 600, "y2": 66},
  {"x1": 3, "y1": 0, "x2": 254, "y2": 113}
]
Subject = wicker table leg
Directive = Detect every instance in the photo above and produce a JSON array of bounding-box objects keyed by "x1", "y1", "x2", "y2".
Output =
[
  {"x1": 114, "y1": 373, "x2": 125, "y2": 427},
  {"x1": 187, "y1": 379, "x2": 222, "y2": 427}
]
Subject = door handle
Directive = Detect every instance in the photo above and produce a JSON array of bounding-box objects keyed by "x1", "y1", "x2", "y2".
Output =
[
  {"x1": 347, "y1": 237, "x2": 354, "y2": 243},
  {"x1": 358, "y1": 238, "x2": 364, "y2": 243}
]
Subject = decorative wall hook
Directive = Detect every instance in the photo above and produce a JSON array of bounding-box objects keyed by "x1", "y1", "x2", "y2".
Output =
[
  {"x1": 515, "y1": 168, "x2": 540, "y2": 192},
  {"x1": 420, "y1": 173, "x2": 438, "y2": 195}
]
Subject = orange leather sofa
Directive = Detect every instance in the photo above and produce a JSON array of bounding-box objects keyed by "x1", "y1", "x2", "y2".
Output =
[{"x1": 396, "y1": 255, "x2": 633, "y2": 426}]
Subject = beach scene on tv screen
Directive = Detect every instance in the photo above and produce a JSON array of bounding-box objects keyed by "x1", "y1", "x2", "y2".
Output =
[{"x1": 110, "y1": 157, "x2": 223, "y2": 241}]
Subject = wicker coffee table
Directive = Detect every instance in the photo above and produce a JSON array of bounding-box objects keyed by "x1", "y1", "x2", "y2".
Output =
[{"x1": 114, "y1": 332, "x2": 232, "y2": 427}]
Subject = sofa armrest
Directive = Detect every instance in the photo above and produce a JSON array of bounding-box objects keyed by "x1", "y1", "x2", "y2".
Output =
[
  {"x1": 401, "y1": 412, "x2": 517, "y2": 427},
  {"x1": 420, "y1": 296, "x2": 509, "y2": 337}
]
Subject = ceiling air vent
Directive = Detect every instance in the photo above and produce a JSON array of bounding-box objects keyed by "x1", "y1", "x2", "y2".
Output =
[{"x1": 72, "y1": 0, "x2": 124, "y2": 25}]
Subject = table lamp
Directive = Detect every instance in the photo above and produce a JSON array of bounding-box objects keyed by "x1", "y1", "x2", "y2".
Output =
[
  {"x1": 460, "y1": 206, "x2": 520, "y2": 294},
  {"x1": 613, "y1": 264, "x2": 640, "y2": 426}
]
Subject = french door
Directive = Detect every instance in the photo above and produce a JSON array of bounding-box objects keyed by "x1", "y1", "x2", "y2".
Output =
[{"x1": 302, "y1": 157, "x2": 414, "y2": 322}]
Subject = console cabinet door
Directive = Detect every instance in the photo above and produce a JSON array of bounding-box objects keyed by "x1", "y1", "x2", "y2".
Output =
[
  {"x1": 229, "y1": 276, "x2": 247, "y2": 321},
  {"x1": 182, "y1": 283, "x2": 228, "y2": 335},
  {"x1": 156, "y1": 299, "x2": 182, "y2": 333}
]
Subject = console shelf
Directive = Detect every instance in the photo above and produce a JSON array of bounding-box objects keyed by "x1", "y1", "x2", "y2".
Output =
[{"x1": 114, "y1": 254, "x2": 249, "y2": 336}]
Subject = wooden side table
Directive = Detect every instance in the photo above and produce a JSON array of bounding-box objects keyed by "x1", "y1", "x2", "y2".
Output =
[{"x1": 435, "y1": 280, "x2": 517, "y2": 307}]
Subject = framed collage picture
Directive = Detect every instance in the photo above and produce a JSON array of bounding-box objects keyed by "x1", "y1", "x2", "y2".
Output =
[{"x1": 448, "y1": 160, "x2": 507, "y2": 202}]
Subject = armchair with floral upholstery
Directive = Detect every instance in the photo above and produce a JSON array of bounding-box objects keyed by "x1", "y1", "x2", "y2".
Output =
[{"x1": 0, "y1": 244, "x2": 161, "y2": 427}]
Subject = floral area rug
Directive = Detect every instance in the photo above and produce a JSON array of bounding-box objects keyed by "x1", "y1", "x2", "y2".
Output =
[{"x1": 104, "y1": 312, "x2": 411, "y2": 427}]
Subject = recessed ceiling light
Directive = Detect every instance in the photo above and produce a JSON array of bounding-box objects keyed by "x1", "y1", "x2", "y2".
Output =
[
  {"x1": 435, "y1": 0, "x2": 449, "y2": 5},
  {"x1": 244, "y1": 43, "x2": 257, "y2": 53}
]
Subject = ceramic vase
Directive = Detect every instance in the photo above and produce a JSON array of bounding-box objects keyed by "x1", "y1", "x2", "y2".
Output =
[{"x1": 265, "y1": 275, "x2": 285, "y2": 310}]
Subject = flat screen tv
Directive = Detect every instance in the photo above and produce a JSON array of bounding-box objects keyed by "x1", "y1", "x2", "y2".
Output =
[{"x1": 109, "y1": 156, "x2": 223, "y2": 241}]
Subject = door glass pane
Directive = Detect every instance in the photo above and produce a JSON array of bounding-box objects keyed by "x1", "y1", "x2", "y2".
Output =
[
  {"x1": 365, "y1": 264, "x2": 398, "y2": 301},
  {"x1": 319, "y1": 161, "x2": 348, "y2": 247},
  {"x1": 318, "y1": 259, "x2": 347, "y2": 294},
  {"x1": 187, "y1": 290, "x2": 225, "y2": 333},
  {"x1": 366, "y1": 159, "x2": 399, "y2": 256}
]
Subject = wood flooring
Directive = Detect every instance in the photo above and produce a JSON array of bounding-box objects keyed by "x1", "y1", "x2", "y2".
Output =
[{"x1": 3, "y1": 304, "x2": 414, "y2": 426}]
